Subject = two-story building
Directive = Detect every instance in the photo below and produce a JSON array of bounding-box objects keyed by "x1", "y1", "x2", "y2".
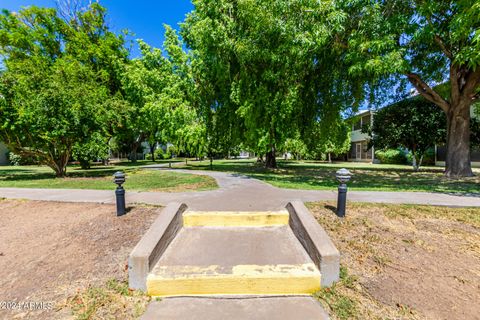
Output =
[
  {"x1": 347, "y1": 110, "x2": 375, "y2": 162},
  {"x1": 345, "y1": 106, "x2": 480, "y2": 167}
]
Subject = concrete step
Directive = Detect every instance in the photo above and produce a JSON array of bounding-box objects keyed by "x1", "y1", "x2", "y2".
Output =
[
  {"x1": 140, "y1": 296, "x2": 329, "y2": 320},
  {"x1": 183, "y1": 210, "x2": 290, "y2": 227},
  {"x1": 146, "y1": 226, "x2": 321, "y2": 297}
]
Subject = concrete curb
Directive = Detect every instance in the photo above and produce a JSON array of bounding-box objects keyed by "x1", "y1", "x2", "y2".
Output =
[
  {"x1": 128, "y1": 202, "x2": 187, "y2": 291},
  {"x1": 286, "y1": 200, "x2": 340, "y2": 287}
]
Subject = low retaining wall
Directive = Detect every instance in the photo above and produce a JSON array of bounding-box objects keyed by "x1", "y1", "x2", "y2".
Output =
[
  {"x1": 128, "y1": 202, "x2": 187, "y2": 291},
  {"x1": 286, "y1": 200, "x2": 340, "y2": 287}
]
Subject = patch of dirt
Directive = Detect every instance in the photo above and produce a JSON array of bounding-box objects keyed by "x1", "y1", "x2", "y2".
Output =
[
  {"x1": 309, "y1": 202, "x2": 480, "y2": 320},
  {"x1": 0, "y1": 200, "x2": 159, "y2": 320},
  {"x1": 156, "y1": 180, "x2": 217, "y2": 193}
]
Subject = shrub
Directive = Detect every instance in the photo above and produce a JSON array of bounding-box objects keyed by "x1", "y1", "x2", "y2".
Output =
[
  {"x1": 375, "y1": 149, "x2": 407, "y2": 164},
  {"x1": 8, "y1": 152, "x2": 22, "y2": 166},
  {"x1": 406, "y1": 147, "x2": 435, "y2": 166},
  {"x1": 146, "y1": 147, "x2": 169, "y2": 161},
  {"x1": 72, "y1": 133, "x2": 109, "y2": 169},
  {"x1": 8, "y1": 152, "x2": 38, "y2": 166},
  {"x1": 154, "y1": 148, "x2": 165, "y2": 159},
  {"x1": 165, "y1": 145, "x2": 177, "y2": 159}
]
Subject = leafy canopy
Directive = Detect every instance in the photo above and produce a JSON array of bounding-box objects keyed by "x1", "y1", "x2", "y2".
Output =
[{"x1": 0, "y1": 4, "x2": 127, "y2": 176}]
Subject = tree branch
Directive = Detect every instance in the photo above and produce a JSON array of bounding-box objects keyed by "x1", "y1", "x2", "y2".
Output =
[
  {"x1": 406, "y1": 73, "x2": 450, "y2": 112},
  {"x1": 434, "y1": 35, "x2": 453, "y2": 60},
  {"x1": 450, "y1": 64, "x2": 460, "y2": 105},
  {"x1": 462, "y1": 68, "x2": 480, "y2": 100}
]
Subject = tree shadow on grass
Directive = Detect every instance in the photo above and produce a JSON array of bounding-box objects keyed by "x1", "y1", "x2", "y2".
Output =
[{"x1": 0, "y1": 166, "x2": 124, "y2": 182}]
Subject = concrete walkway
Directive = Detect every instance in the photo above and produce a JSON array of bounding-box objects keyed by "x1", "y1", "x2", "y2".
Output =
[{"x1": 0, "y1": 165, "x2": 479, "y2": 209}]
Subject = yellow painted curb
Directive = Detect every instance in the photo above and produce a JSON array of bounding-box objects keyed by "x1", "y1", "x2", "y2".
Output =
[
  {"x1": 147, "y1": 263, "x2": 321, "y2": 297},
  {"x1": 183, "y1": 211, "x2": 290, "y2": 227}
]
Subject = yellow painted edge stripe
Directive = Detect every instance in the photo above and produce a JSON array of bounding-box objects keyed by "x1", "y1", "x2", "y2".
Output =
[
  {"x1": 147, "y1": 263, "x2": 321, "y2": 297},
  {"x1": 183, "y1": 211, "x2": 290, "y2": 227}
]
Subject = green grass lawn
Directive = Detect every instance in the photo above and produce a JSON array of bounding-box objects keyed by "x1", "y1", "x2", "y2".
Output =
[
  {"x1": 0, "y1": 160, "x2": 217, "y2": 192},
  {"x1": 179, "y1": 159, "x2": 480, "y2": 194}
]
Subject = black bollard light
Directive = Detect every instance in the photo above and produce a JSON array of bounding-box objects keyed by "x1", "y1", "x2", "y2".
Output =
[
  {"x1": 335, "y1": 168, "x2": 352, "y2": 218},
  {"x1": 113, "y1": 171, "x2": 126, "y2": 216}
]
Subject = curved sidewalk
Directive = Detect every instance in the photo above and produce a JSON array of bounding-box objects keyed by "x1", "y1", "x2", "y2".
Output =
[{"x1": 0, "y1": 167, "x2": 478, "y2": 210}]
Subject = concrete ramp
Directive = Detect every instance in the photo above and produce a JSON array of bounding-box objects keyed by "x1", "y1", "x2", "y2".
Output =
[
  {"x1": 147, "y1": 226, "x2": 321, "y2": 296},
  {"x1": 129, "y1": 201, "x2": 339, "y2": 319},
  {"x1": 140, "y1": 296, "x2": 330, "y2": 320}
]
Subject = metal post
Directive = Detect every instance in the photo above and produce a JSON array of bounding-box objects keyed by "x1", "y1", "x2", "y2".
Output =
[
  {"x1": 113, "y1": 171, "x2": 126, "y2": 216},
  {"x1": 337, "y1": 183, "x2": 347, "y2": 217},
  {"x1": 335, "y1": 168, "x2": 352, "y2": 218},
  {"x1": 115, "y1": 185, "x2": 126, "y2": 216}
]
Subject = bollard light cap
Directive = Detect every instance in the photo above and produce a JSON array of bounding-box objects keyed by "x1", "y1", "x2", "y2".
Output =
[
  {"x1": 113, "y1": 171, "x2": 126, "y2": 185},
  {"x1": 336, "y1": 168, "x2": 352, "y2": 183}
]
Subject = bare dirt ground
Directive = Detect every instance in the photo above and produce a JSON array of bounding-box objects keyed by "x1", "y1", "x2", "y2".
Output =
[
  {"x1": 309, "y1": 202, "x2": 480, "y2": 320},
  {"x1": 0, "y1": 199, "x2": 158, "y2": 320}
]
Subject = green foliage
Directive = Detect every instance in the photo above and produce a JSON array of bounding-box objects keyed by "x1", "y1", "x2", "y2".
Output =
[
  {"x1": 120, "y1": 27, "x2": 202, "y2": 162},
  {"x1": 145, "y1": 148, "x2": 170, "y2": 161},
  {"x1": 375, "y1": 149, "x2": 408, "y2": 165},
  {"x1": 166, "y1": 145, "x2": 177, "y2": 158},
  {"x1": 366, "y1": 98, "x2": 446, "y2": 170},
  {"x1": 182, "y1": 0, "x2": 354, "y2": 167},
  {"x1": 407, "y1": 148, "x2": 436, "y2": 166},
  {"x1": 283, "y1": 138, "x2": 307, "y2": 160},
  {"x1": 0, "y1": 4, "x2": 127, "y2": 177},
  {"x1": 8, "y1": 152, "x2": 38, "y2": 166},
  {"x1": 342, "y1": 0, "x2": 479, "y2": 99},
  {"x1": 339, "y1": 0, "x2": 480, "y2": 176},
  {"x1": 307, "y1": 119, "x2": 351, "y2": 160},
  {"x1": 72, "y1": 133, "x2": 110, "y2": 169},
  {"x1": 8, "y1": 153, "x2": 22, "y2": 166}
]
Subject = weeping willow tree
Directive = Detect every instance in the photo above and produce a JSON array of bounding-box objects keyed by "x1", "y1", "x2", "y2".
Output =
[{"x1": 181, "y1": 0, "x2": 356, "y2": 168}]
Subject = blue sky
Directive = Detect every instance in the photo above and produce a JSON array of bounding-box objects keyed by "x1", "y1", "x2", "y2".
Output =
[{"x1": 1, "y1": 0, "x2": 194, "y2": 57}]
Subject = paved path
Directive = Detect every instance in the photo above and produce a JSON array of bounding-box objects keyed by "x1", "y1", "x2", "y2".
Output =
[{"x1": 0, "y1": 165, "x2": 479, "y2": 209}]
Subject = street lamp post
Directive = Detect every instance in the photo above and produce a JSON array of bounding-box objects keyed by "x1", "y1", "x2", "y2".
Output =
[
  {"x1": 335, "y1": 168, "x2": 352, "y2": 217},
  {"x1": 113, "y1": 171, "x2": 126, "y2": 216}
]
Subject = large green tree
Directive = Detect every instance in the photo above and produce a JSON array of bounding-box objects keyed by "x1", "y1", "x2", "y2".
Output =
[
  {"x1": 340, "y1": 0, "x2": 480, "y2": 176},
  {"x1": 182, "y1": 0, "x2": 354, "y2": 168},
  {"x1": 120, "y1": 26, "x2": 202, "y2": 162},
  {"x1": 0, "y1": 4, "x2": 127, "y2": 176},
  {"x1": 366, "y1": 98, "x2": 447, "y2": 170}
]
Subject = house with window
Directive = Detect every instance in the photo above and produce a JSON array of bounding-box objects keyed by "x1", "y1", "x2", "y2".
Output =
[
  {"x1": 344, "y1": 105, "x2": 480, "y2": 167},
  {"x1": 347, "y1": 110, "x2": 375, "y2": 163}
]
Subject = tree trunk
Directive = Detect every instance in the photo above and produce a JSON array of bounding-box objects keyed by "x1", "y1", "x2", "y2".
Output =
[
  {"x1": 265, "y1": 147, "x2": 277, "y2": 168},
  {"x1": 150, "y1": 145, "x2": 155, "y2": 162},
  {"x1": 328, "y1": 153, "x2": 332, "y2": 163},
  {"x1": 210, "y1": 157, "x2": 213, "y2": 170},
  {"x1": 49, "y1": 153, "x2": 69, "y2": 177},
  {"x1": 412, "y1": 153, "x2": 418, "y2": 171},
  {"x1": 79, "y1": 159, "x2": 90, "y2": 170},
  {"x1": 445, "y1": 104, "x2": 473, "y2": 177},
  {"x1": 130, "y1": 145, "x2": 138, "y2": 163}
]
